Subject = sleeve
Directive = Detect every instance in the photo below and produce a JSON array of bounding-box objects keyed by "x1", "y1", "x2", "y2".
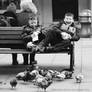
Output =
[
  {"x1": 53, "y1": 21, "x2": 74, "y2": 36},
  {"x1": 70, "y1": 22, "x2": 81, "y2": 41},
  {"x1": 21, "y1": 26, "x2": 32, "y2": 41},
  {"x1": 21, "y1": 26, "x2": 28, "y2": 39}
]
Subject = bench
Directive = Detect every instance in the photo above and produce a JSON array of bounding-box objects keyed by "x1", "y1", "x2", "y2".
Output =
[{"x1": 0, "y1": 27, "x2": 75, "y2": 71}]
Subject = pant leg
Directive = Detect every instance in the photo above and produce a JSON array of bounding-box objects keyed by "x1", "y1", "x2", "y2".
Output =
[
  {"x1": 29, "y1": 53, "x2": 36, "y2": 65},
  {"x1": 53, "y1": 40, "x2": 71, "y2": 52},
  {"x1": 12, "y1": 53, "x2": 18, "y2": 65},
  {"x1": 39, "y1": 29, "x2": 62, "y2": 47},
  {"x1": 22, "y1": 54, "x2": 29, "y2": 65}
]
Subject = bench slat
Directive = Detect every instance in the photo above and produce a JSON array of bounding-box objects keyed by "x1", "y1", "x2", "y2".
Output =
[
  {"x1": 0, "y1": 27, "x2": 22, "y2": 30},
  {"x1": 0, "y1": 35, "x2": 21, "y2": 39},
  {"x1": 0, "y1": 49, "x2": 70, "y2": 54},
  {"x1": 0, "y1": 40, "x2": 23, "y2": 44},
  {"x1": 0, "y1": 30, "x2": 22, "y2": 35}
]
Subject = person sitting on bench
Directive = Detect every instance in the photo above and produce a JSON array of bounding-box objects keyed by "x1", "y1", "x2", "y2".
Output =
[
  {"x1": 20, "y1": 0, "x2": 38, "y2": 15},
  {"x1": 21, "y1": 16, "x2": 45, "y2": 66},
  {"x1": 3, "y1": 1, "x2": 28, "y2": 65},
  {"x1": 34, "y1": 13, "x2": 81, "y2": 52}
]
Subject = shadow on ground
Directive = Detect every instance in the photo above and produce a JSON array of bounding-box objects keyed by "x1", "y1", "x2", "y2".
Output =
[{"x1": 0, "y1": 64, "x2": 70, "y2": 74}]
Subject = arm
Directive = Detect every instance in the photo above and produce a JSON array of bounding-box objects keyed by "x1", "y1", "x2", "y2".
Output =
[
  {"x1": 70, "y1": 22, "x2": 81, "y2": 41},
  {"x1": 21, "y1": 26, "x2": 32, "y2": 40}
]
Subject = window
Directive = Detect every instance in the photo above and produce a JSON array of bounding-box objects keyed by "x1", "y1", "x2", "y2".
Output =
[
  {"x1": 52, "y1": 0, "x2": 78, "y2": 21},
  {"x1": 0, "y1": 0, "x2": 20, "y2": 10}
]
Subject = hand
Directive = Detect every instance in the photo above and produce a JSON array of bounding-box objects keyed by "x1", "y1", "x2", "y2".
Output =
[
  {"x1": 61, "y1": 32, "x2": 71, "y2": 40},
  {"x1": 31, "y1": 32, "x2": 39, "y2": 42},
  {"x1": 36, "y1": 27, "x2": 41, "y2": 33},
  {"x1": 60, "y1": 24, "x2": 69, "y2": 31},
  {"x1": 68, "y1": 27, "x2": 76, "y2": 33}
]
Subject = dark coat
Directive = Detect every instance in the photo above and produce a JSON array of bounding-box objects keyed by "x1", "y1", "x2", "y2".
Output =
[
  {"x1": 3, "y1": 11, "x2": 18, "y2": 26},
  {"x1": 21, "y1": 25, "x2": 45, "y2": 44},
  {"x1": 41, "y1": 21, "x2": 80, "y2": 42}
]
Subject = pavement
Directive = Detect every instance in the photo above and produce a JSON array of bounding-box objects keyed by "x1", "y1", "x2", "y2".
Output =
[{"x1": 0, "y1": 38, "x2": 92, "y2": 92}]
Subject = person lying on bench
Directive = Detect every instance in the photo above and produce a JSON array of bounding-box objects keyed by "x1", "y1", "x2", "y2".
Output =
[
  {"x1": 21, "y1": 16, "x2": 45, "y2": 66},
  {"x1": 34, "y1": 13, "x2": 81, "y2": 52}
]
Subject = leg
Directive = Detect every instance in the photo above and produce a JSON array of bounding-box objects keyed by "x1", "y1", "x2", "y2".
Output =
[
  {"x1": 29, "y1": 53, "x2": 37, "y2": 67},
  {"x1": 22, "y1": 54, "x2": 29, "y2": 65},
  {"x1": 53, "y1": 40, "x2": 71, "y2": 52},
  {"x1": 37, "y1": 29, "x2": 62, "y2": 52},
  {"x1": 12, "y1": 53, "x2": 18, "y2": 65}
]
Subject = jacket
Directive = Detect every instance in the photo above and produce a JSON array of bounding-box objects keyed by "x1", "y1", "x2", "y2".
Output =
[{"x1": 21, "y1": 25, "x2": 45, "y2": 44}]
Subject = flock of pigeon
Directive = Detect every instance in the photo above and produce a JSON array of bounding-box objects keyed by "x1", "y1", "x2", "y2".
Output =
[{"x1": 0, "y1": 66, "x2": 84, "y2": 91}]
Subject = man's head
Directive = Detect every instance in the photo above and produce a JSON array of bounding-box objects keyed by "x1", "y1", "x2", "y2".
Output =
[
  {"x1": 7, "y1": 2, "x2": 17, "y2": 13},
  {"x1": 64, "y1": 13, "x2": 74, "y2": 25},
  {"x1": 28, "y1": 16, "x2": 38, "y2": 26}
]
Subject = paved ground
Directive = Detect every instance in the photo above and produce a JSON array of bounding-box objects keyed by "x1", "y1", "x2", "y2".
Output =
[{"x1": 0, "y1": 38, "x2": 92, "y2": 92}]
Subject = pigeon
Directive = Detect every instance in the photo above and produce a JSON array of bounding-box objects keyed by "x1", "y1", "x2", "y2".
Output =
[
  {"x1": 22, "y1": 69, "x2": 36, "y2": 82},
  {"x1": 16, "y1": 67, "x2": 36, "y2": 81},
  {"x1": 75, "y1": 74, "x2": 84, "y2": 83},
  {"x1": 35, "y1": 77, "x2": 52, "y2": 92},
  {"x1": 10, "y1": 79, "x2": 17, "y2": 88},
  {"x1": 61, "y1": 70, "x2": 73, "y2": 79},
  {"x1": 54, "y1": 70, "x2": 61, "y2": 77},
  {"x1": 16, "y1": 72, "x2": 25, "y2": 80},
  {"x1": 55, "y1": 73, "x2": 66, "y2": 81},
  {"x1": 39, "y1": 68, "x2": 48, "y2": 77}
]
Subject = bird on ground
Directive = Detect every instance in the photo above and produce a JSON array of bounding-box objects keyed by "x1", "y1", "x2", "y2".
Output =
[
  {"x1": 16, "y1": 72, "x2": 25, "y2": 80},
  {"x1": 10, "y1": 79, "x2": 17, "y2": 88},
  {"x1": 75, "y1": 74, "x2": 84, "y2": 83},
  {"x1": 35, "y1": 76, "x2": 53, "y2": 92},
  {"x1": 16, "y1": 67, "x2": 36, "y2": 82},
  {"x1": 61, "y1": 70, "x2": 73, "y2": 79},
  {"x1": 55, "y1": 73, "x2": 66, "y2": 81}
]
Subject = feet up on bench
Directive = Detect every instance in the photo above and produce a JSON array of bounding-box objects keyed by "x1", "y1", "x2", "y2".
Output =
[{"x1": 30, "y1": 60, "x2": 37, "y2": 65}]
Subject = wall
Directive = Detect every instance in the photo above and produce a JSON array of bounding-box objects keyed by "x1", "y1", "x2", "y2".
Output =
[
  {"x1": 78, "y1": 0, "x2": 90, "y2": 13},
  {"x1": 36, "y1": 0, "x2": 52, "y2": 26},
  {"x1": 0, "y1": 0, "x2": 91, "y2": 26},
  {"x1": 38, "y1": 0, "x2": 91, "y2": 26}
]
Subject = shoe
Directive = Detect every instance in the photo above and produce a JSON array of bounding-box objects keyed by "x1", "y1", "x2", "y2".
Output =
[
  {"x1": 45, "y1": 46, "x2": 54, "y2": 52},
  {"x1": 30, "y1": 60, "x2": 37, "y2": 65}
]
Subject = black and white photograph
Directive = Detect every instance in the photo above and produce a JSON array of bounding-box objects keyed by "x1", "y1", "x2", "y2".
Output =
[{"x1": 0, "y1": 0, "x2": 92, "y2": 92}]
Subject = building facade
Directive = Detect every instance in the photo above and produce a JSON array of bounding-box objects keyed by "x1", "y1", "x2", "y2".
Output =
[{"x1": 0, "y1": 0, "x2": 91, "y2": 26}]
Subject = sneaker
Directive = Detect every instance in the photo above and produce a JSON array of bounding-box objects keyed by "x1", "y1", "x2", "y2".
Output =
[
  {"x1": 45, "y1": 46, "x2": 54, "y2": 52},
  {"x1": 30, "y1": 60, "x2": 37, "y2": 65}
]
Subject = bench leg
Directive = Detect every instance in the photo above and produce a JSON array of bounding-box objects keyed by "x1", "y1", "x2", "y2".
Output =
[{"x1": 70, "y1": 45, "x2": 74, "y2": 71}]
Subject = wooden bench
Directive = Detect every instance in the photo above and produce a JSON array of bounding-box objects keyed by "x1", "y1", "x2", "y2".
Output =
[{"x1": 0, "y1": 27, "x2": 75, "y2": 71}]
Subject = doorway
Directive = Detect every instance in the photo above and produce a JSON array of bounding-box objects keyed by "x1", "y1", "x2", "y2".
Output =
[{"x1": 52, "y1": 0, "x2": 78, "y2": 21}]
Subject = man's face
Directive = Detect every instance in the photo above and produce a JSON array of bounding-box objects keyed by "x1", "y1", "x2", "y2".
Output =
[
  {"x1": 28, "y1": 17, "x2": 38, "y2": 26},
  {"x1": 64, "y1": 16, "x2": 74, "y2": 24}
]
